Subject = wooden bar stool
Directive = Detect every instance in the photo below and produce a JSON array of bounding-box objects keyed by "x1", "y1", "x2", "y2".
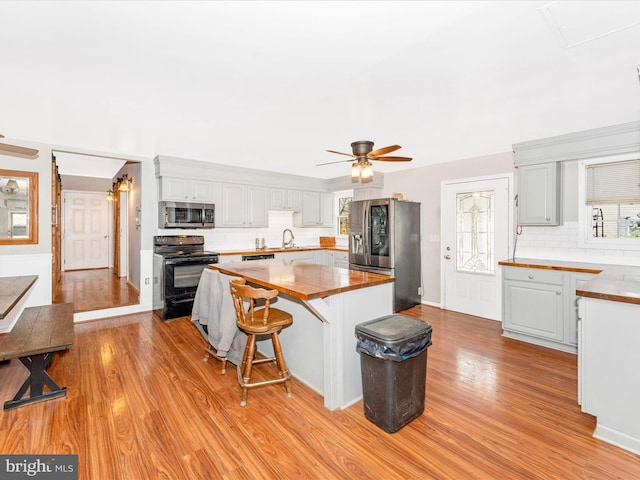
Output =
[{"x1": 229, "y1": 278, "x2": 293, "y2": 407}]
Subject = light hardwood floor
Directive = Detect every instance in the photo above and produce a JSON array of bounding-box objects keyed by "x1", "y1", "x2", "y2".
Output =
[
  {"x1": 54, "y1": 268, "x2": 139, "y2": 312},
  {"x1": 0, "y1": 305, "x2": 638, "y2": 479}
]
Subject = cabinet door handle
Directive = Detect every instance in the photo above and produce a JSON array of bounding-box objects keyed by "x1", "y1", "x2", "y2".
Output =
[
  {"x1": 444, "y1": 254, "x2": 451, "y2": 260},
  {"x1": 528, "y1": 274, "x2": 534, "y2": 279},
  {"x1": 556, "y1": 291, "x2": 562, "y2": 295}
]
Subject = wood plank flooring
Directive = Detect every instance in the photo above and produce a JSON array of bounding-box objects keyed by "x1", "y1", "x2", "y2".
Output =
[
  {"x1": 54, "y1": 268, "x2": 139, "y2": 312},
  {"x1": 0, "y1": 305, "x2": 639, "y2": 479}
]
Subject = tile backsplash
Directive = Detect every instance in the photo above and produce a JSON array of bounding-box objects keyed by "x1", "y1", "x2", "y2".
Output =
[
  {"x1": 513, "y1": 221, "x2": 640, "y2": 266},
  {"x1": 158, "y1": 211, "x2": 341, "y2": 252}
]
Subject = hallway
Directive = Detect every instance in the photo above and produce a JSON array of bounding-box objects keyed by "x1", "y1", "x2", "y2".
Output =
[{"x1": 53, "y1": 268, "x2": 139, "y2": 312}]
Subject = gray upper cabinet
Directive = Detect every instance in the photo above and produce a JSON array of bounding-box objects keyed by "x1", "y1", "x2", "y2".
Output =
[
  {"x1": 517, "y1": 162, "x2": 562, "y2": 225},
  {"x1": 294, "y1": 191, "x2": 334, "y2": 227},
  {"x1": 353, "y1": 187, "x2": 383, "y2": 201},
  {"x1": 269, "y1": 188, "x2": 302, "y2": 211},
  {"x1": 160, "y1": 177, "x2": 218, "y2": 202},
  {"x1": 219, "y1": 183, "x2": 268, "y2": 227}
]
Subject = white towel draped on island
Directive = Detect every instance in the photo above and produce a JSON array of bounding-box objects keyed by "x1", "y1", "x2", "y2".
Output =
[{"x1": 191, "y1": 269, "x2": 246, "y2": 366}]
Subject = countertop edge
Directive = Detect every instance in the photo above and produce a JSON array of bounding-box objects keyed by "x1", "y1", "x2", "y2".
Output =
[
  {"x1": 217, "y1": 246, "x2": 347, "y2": 256},
  {"x1": 0, "y1": 275, "x2": 38, "y2": 319},
  {"x1": 498, "y1": 258, "x2": 603, "y2": 274},
  {"x1": 500, "y1": 258, "x2": 640, "y2": 305},
  {"x1": 576, "y1": 278, "x2": 640, "y2": 305},
  {"x1": 209, "y1": 262, "x2": 394, "y2": 301}
]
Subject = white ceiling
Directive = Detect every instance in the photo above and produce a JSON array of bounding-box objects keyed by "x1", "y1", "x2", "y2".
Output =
[{"x1": 1, "y1": 1, "x2": 640, "y2": 179}]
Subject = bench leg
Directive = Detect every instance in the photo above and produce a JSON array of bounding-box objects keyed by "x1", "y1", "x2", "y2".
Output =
[{"x1": 4, "y1": 352, "x2": 67, "y2": 410}]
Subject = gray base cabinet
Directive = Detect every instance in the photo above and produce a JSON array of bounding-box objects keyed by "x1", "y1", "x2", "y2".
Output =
[{"x1": 502, "y1": 266, "x2": 596, "y2": 353}]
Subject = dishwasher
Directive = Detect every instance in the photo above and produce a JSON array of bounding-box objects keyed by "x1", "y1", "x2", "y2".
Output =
[{"x1": 241, "y1": 253, "x2": 275, "y2": 261}]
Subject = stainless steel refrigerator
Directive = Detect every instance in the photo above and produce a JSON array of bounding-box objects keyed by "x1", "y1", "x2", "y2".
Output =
[{"x1": 349, "y1": 198, "x2": 421, "y2": 312}]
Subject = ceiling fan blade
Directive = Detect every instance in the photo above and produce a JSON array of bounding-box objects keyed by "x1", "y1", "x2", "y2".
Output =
[
  {"x1": 316, "y1": 159, "x2": 353, "y2": 166},
  {"x1": 0, "y1": 142, "x2": 39, "y2": 157},
  {"x1": 326, "y1": 149, "x2": 356, "y2": 158},
  {"x1": 368, "y1": 145, "x2": 401, "y2": 157},
  {"x1": 372, "y1": 156, "x2": 412, "y2": 162}
]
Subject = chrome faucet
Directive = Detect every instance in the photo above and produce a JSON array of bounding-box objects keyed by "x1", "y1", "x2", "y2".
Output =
[{"x1": 282, "y1": 228, "x2": 295, "y2": 249}]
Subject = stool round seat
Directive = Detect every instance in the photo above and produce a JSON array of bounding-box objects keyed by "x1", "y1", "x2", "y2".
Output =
[{"x1": 229, "y1": 278, "x2": 293, "y2": 406}]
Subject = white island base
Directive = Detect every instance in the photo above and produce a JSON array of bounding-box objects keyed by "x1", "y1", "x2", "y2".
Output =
[
  {"x1": 579, "y1": 296, "x2": 640, "y2": 455},
  {"x1": 259, "y1": 283, "x2": 393, "y2": 410}
]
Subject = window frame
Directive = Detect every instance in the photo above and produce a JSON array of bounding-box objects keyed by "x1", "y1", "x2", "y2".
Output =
[
  {"x1": 335, "y1": 190, "x2": 353, "y2": 239},
  {"x1": 578, "y1": 152, "x2": 640, "y2": 249}
]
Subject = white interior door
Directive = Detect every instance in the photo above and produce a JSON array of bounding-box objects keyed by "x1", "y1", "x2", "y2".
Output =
[
  {"x1": 441, "y1": 175, "x2": 512, "y2": 321},
  {"x1": 63, "y1": 191, "x2": 110, "y2": 271}
]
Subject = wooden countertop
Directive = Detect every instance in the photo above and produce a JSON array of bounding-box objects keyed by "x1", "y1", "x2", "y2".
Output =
[
  {"x1": 500, "y1": 258, "x2": 640, "y2": 305},
  {"x1": 498, "y1": 258, "x2": 604, "y2": 274},
  {"x1": 0, "y1": 275, "x2": 38, "y2": 319},
  {"x1": 208, "y1": 259, "x2": 394, "y2": 300},
  {"x1": 576, "y1": 278, "x2": 640, "y2": 305},
  {"x1": 217, "y1": 246, "x2": 348, "y2": 256}
]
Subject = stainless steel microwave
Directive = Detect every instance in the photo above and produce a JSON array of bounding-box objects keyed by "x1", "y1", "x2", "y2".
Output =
[{"x1": 159, "y1": 202, "x2": 215, "y2": 229}]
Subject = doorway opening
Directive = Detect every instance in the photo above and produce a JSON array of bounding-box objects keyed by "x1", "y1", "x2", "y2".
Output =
[{"x1": 52, "y1": 150, "x2": 142, "y2": 315}]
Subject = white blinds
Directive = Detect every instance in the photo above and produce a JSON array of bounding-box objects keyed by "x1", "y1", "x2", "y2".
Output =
[{"x1": 586, "y1": 159, "x2": 640, "y2": 204}]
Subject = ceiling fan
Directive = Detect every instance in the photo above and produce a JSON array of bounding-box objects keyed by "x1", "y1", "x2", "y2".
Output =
[
  {"x1": 317, "y1": 140, "x2": 412, "y2": 181},
  {"x1": 0, "y1": 134, "x2": 39, "y2": 157}
]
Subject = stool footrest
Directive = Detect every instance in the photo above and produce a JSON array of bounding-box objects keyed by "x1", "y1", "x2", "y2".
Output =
[{"x1": 236, "y1": 364, "x2": 291, "y2": 389}]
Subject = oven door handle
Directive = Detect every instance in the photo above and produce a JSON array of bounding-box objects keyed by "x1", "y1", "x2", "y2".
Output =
[{"x1": 164, "y1": 257, "x2": 218, "y2": 266}]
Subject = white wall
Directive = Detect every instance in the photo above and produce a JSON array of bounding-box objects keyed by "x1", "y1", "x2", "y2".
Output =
[{"x1": 383, "y1": 152, "x2": 515, "y2": 305}]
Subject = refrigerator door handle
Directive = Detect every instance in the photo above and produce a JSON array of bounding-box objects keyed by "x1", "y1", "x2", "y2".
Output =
[{"x1": 363, "y1": 202, "x2": 370, "y2": 265}]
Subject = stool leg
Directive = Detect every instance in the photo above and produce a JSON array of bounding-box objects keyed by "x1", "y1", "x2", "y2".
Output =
[
  {"x1": 240, "y1": 334, "x2": 257, "y2": 407},
  {"x1": 271, "y1": 332, "x2": 292, "y2": 398},
  {"x1": 220, "y1": 357, "x2": 227, "y2": 375}
]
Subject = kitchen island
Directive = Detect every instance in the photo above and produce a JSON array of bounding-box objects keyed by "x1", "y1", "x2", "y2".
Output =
[
  {"x1": 208, "y1": 259, "x2": 395, "y2": 410},
  {"x1": 577, "y1": 277, "x2": 640, "y2": 455}
]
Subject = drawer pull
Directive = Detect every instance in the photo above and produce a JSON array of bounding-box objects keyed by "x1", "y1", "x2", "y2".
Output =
[
  {"x1": 528, "y1": 274, "x2": 534, "y2": 279},
  {"x1": 556, "y1": 291, "x2": 562, "y2": 295}
]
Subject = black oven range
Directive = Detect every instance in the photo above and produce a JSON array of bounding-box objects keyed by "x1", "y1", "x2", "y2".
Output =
[{"x1": 152, "y1": 235, "x2": 219, "y2": 321}]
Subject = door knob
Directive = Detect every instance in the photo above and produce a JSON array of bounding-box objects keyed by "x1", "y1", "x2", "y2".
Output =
[{"x1": 444, "y1": 254, "x2": 451, "y2": 260}]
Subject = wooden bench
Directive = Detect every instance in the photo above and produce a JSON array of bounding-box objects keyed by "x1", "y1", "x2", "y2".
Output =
[{"x1": 0, "y1": 303, "x2": 74, "y2": 410}]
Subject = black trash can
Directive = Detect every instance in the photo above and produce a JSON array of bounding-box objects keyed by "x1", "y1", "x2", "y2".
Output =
[{"x1": 355, "y1": 314, "x2": 433, "y2": 433}]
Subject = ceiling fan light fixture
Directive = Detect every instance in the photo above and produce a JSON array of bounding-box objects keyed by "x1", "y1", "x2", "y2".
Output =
[
  {"x1": 351, "y1": 162, "x2": 361, "y2": 178},
  {"x1": 361, "y1": 161, "x2": 374, "y2": 179}
]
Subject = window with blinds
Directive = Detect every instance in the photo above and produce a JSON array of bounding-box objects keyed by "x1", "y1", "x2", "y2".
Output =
[{"x1": 585, "y1": 158, "x2": 640, "y2": 239}]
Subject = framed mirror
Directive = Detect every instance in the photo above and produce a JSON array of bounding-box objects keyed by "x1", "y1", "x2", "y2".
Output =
[{"x1": 0, "y1": 170, "x2": 38, "y2": 245}]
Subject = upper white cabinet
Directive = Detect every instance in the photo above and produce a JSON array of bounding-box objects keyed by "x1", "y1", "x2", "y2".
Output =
[
  {"x1": 294, "y1": 191, "x2": 334, "y2": 227},
  {"x1": 219, "y1": 183, "x2": 268, "y2": 227},
  {"x1": 160, "y1": 177, "x2": 218, "y2": 203},
  {"x1": 353, "y1": 187, "x2": 383, "y2": 201},
  {"x1": 269, "y1": 188, "x2": 302, "y2": 211},
  {"x1": 517, "y1": 162, "x2": 562, "y2": 225}
]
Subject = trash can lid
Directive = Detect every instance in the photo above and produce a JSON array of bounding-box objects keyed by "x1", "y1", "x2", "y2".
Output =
[{"x1": 355, "y1": 314, "x2": 432, "y2": 345}]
